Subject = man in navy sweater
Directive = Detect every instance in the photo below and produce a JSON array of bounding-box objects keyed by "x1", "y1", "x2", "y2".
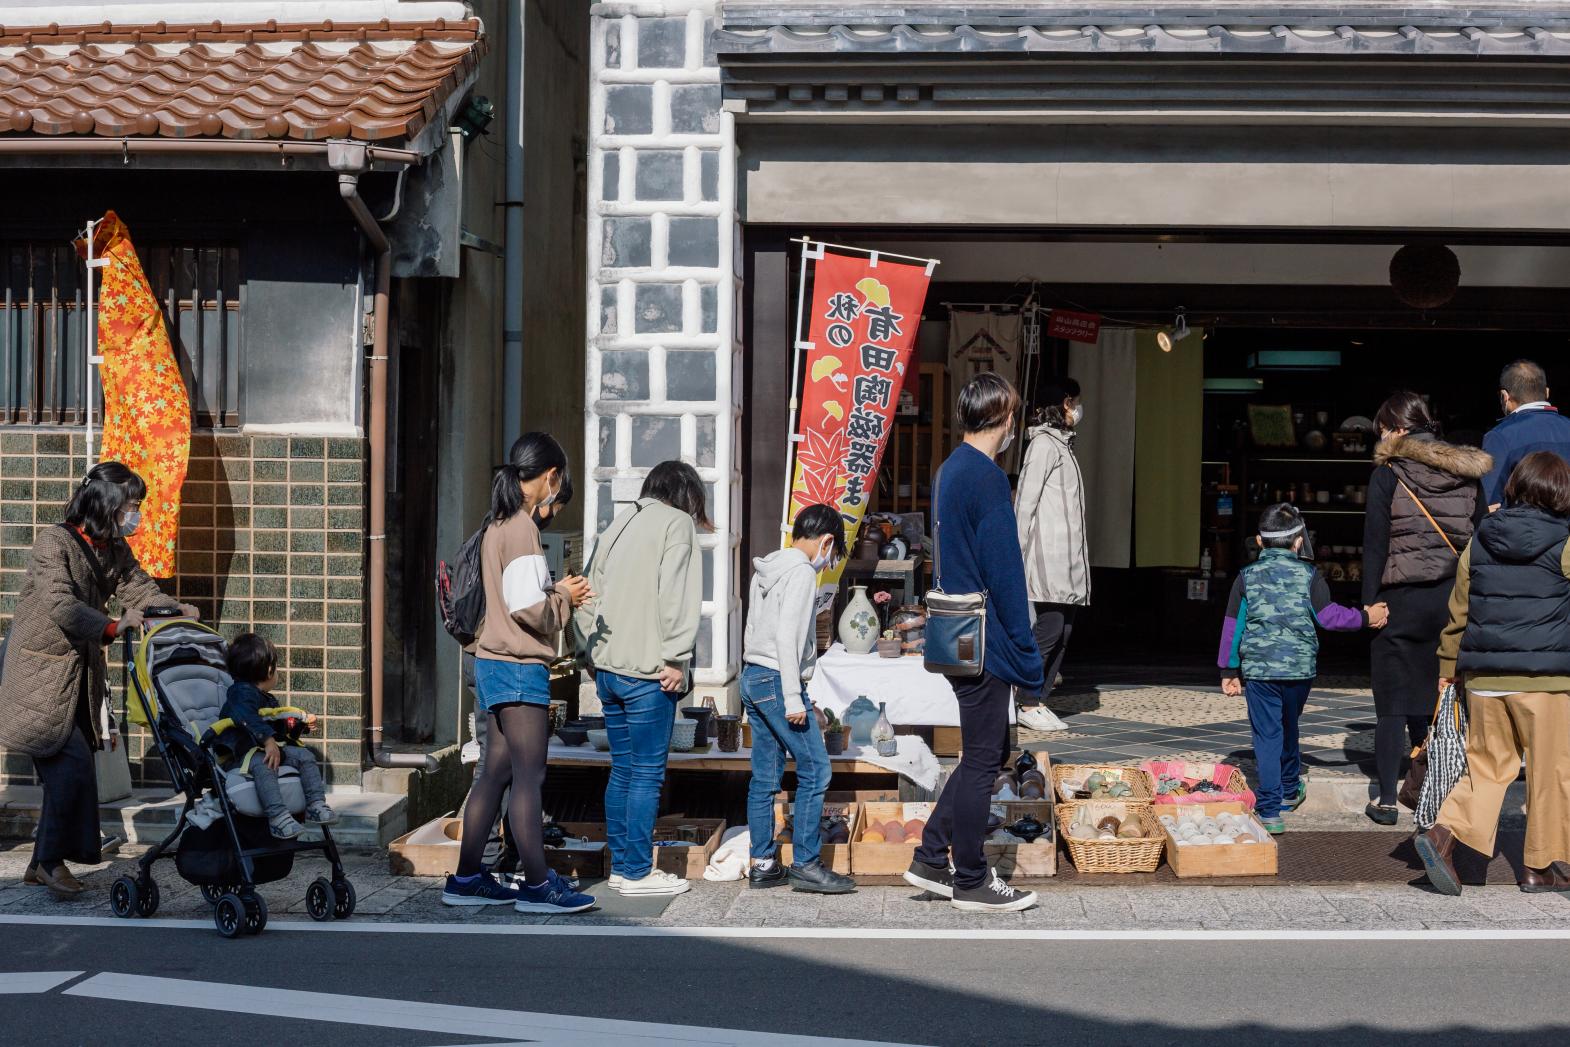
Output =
[
  {"x1": 904, "y1": 372, "x2": 1042, "y2": 913},
  {"x1": 1482, "y1": 359, "x2": 1570, "y2": 510}
]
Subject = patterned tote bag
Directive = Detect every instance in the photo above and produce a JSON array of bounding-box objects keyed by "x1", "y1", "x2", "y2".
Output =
[{"x1": 1414, "y1": 682, "x2": 1469, "y2": 832}]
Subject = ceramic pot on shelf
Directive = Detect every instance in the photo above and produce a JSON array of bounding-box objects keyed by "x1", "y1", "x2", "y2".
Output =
[{"x1": 838, "y1": 585, "x2": 880, "y2": 654}]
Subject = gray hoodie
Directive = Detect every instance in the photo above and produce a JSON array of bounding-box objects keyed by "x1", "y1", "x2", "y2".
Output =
[{"x1": 742, "y1": 547, "x2": 819, "y2": 715}]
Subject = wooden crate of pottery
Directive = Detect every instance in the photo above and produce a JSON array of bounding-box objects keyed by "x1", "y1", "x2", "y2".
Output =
[
  {"x1": 774, "y1": 794, "x2": 866, "y2": 875},
  {"x1": 851, "y1": 801, "x2": 935, "y2": 875},
  {"x1": 389, "y1": 816, "x2": 608, "y2": 880},
  {"x1": 565, "y1": 817, "x2": 725, "y2": 880},
  {"x1": 986, "y1": 800, "x2": 1057, "y2": 879},
  {"x1": 1157, "y1": 802, "x2": 1279, "y2": 878}
]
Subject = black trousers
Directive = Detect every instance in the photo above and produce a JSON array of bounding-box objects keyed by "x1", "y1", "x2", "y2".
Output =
[
  {"x1": 1022, "y1": 602, "x2": 1077, "y2": 705},
  {"x1": 915, "y1": 672, "x2": 1011, "y2": 890},
  {"x1": 1376, "y1": 714, "x2": 1431, "y2": 806},
  {"x1": 33, "y1": 727, "x2": 102, "y2": 867}
]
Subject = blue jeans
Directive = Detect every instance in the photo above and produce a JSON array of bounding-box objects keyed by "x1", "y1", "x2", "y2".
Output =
[
  {"x1": 246, "y1": 746, "x2": 327, "y2": 819},
  {"x1": 597, "y1": 671, "x2": 678, "y2": 880},
  {"x1": 740, "y1": 663, "x2": 831, "y2": 868},
  {"x1": 1244, "y1": 679, "x2": 1312, "y2": 818},
  {"x1": 472, "y1": 658, "x2": 551, "y2": 710}
]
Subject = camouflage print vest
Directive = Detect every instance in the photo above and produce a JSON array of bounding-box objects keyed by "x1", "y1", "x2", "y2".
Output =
[{"x1": 1239, "y1": 549, "x2": 1318, "y2": 681}]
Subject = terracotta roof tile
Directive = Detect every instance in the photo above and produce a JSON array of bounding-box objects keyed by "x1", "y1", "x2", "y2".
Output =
[{"x1": 0, "y1": 20, "x2": 485, "y2": 143}]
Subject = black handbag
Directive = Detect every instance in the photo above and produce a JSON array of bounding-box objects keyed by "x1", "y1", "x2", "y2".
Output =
[{"x1": 922, "y1": 464, "x2": 987, "y2": 678}]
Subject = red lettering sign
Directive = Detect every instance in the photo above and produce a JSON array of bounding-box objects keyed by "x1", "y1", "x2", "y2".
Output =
[{"x1": 1047, "y1": 309, "x2": 1102, "y2": 344}]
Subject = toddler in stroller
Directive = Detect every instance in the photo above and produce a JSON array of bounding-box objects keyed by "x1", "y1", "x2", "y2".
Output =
[{"x1": 218, "y1": 633, "x2": 336, "y2": 838}]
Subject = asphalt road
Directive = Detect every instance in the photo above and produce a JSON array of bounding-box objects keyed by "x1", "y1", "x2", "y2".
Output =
[{"x1": 4, "y1": 920, "x2": 1569, "y2": 1046}]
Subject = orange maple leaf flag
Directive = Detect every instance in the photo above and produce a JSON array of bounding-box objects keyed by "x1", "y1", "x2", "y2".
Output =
[{"x1": 78, "y1": 211, "x2": 191, "y2": 578}]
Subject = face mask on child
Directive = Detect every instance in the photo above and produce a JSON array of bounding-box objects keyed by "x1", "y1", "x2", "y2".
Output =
[
  {"x1": 119, "y1": 510, "x2": 141, "y2": 537},
  {"x1": 811, "y1": 538, "x2": 835, "y2": 572}
]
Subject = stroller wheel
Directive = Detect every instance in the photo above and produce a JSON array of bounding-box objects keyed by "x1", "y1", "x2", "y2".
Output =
[
  {"x1": 332, "y1": 879, "x2": 356, "y2": 920},
  {"x1": 214, "y1": 893, "x2": 246, "y2": 939},
  {"x1": 243, "y1": 893, "x2": 268, "y2": 935},
  {"x1": 136, "y1": 879, "x2": 160, "y2": 918},
  {"x1": 200, "y1": 884, "x2": 227, "y2": 906},
  {"x1": 306, "y1": 878, "x2": 334, "y2": 922},
  {"x1": 110, "y1": 876, "x2": 139, "y2": 919}
]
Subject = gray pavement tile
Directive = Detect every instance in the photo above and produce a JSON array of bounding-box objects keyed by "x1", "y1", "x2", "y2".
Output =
[
  {"x1": 728, "y1": 886, "x2": 822, "y2": 924},
  {"x1": 1018, "y1": 891, "x2": 1087, "y2": 923}
]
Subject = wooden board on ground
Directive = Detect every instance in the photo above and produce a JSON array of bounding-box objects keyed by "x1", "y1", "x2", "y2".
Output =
[
  {"x1": 1158, "y1": 801, "x2": 1279, "y2": 878},
  {"x1": 389, "y1": 815, "x2": 609, "y2": 880}
]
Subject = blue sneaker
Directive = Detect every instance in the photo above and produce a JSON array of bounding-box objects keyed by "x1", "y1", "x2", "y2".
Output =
[
  {"x1": 500, "y1": 867, "x2": 580, "y2": 892},
  {"x1": 513, "y1": 876, "x2": 596, "y2": 914},
  {"x1": 441, "y1": 873, "x2": 520, "y2": 906}
]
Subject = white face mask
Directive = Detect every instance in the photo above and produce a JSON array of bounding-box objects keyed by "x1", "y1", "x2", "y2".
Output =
[
  {"x1": 540, "y1": 476, "x2": 560, "y2": 509},
  {"x1": 119, "y1": 510, "x2": 141, "y2": 537},
  {"x1": 810, "y1": 538, "x2": 835, "y2": 572},
  {"x1": 997, "y1": 430, "x2": 1015, "y2": 457},
  {"x1": 1068, "y1": 403, "x2": 1085, "y2": 427}
]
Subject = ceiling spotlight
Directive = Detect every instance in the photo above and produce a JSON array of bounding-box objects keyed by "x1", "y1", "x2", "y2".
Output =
[
  {"x1": 1158, "y1": 308, "x2": 1189, "y2": 353},
  {"x1": 1157, "y1": 330, "x2": 1173, "y2": 353}
]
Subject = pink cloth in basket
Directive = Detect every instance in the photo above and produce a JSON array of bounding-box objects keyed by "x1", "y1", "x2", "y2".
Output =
[{"x1": 1141, "y1": 760, "x2": 1256, "y2": 807}]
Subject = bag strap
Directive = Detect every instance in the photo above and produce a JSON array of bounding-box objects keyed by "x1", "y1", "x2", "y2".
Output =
[
  {"x1": 585, "y1": 500, "x2": 647, "y2": 579},
  {"x1": 931, "y1": 463, "x2": 944, "y2": 591},
  {"x1": 1394, "y1": 475, "x2": 1459, "y2": 557}
]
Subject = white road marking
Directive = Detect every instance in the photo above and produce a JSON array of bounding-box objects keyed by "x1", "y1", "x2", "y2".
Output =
[
  {"x1": 3, "y1": 913, "x2": 1570, "y2": 941},
  {"x1": 62, "y1": 972, "x2": 924, "y2": 1047},
  {"x1": 0, "y1": 971, "x2": 83, "y2": 994}
]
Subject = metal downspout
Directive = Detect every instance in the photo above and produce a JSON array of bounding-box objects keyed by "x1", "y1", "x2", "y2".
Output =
[
  {"x1": 501, "y1": 0, "x2": 526, "y2": 440},
  {"x1": 333, "y1": 143, "x2": 439, "y2": 773}
]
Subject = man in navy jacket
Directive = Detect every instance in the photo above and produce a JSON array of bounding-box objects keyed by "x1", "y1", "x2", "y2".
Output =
[{"x1": 1482, "y1": 360, "x2": 1570, "y2": 510}]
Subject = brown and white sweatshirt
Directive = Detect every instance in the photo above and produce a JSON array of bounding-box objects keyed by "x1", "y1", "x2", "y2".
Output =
[{"x1": 474, "y1": 512, "x2": 571, "y2": 665}]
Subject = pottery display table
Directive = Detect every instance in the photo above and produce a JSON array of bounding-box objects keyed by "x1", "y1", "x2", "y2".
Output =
[
  {"x1": 544, "y1": 740, "x2": 892, "y2": 776},
  {"x1": 807, "y1": 643, "x2": 1018, "y2": 729}
]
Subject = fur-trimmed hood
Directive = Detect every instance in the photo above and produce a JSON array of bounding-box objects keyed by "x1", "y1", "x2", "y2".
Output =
[{"x1": 1374, "y1": 434, "x2": 1492, "y2": 480}]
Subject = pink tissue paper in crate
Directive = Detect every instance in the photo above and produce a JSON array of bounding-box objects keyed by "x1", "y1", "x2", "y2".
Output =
[{"x1": 1141, "y1": 760, "x2": 1257, "y2": 808}]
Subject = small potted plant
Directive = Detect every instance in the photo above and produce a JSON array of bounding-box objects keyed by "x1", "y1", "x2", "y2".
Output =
[
  {"x1": 876, "y1": 628, "x2": 902, "y2": 658},
  {"x1": 822, "y1": 709, "x2": 846, "y2": 756}
]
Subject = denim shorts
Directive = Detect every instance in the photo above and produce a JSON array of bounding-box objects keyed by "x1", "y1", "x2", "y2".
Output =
[{"x1": 472, "y1": 659, "x2": 551, "y2": 711}]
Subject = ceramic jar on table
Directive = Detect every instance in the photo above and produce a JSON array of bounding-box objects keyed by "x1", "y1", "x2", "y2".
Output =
[{"x1": 838, "y1": 585, "x2": 880, "y2": 654}]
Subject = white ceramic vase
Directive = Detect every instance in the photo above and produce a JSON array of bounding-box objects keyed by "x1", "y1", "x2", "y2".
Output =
[{"x1": 838, "y1": 585, "x2": 880, "y2": 655}]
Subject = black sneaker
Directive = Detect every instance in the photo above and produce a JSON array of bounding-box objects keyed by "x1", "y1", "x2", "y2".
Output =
[
  {"x1": 902, "y1": 859, "x2": 954, "y2": 899},
  {"x1": 749, "y1": 861, "x2": 788, "y2": 890},
  {"x1": 789, "y1": 859, "x2": 855, "y2": 895},
  {"x1": 1365, "y1": 802, "x2": 1399, "y2": 826},
  {"x1": 952, "y1": 869, "x2": 1037, "y2": 913}
]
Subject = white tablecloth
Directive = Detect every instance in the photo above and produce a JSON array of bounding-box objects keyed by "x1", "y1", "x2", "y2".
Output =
[{"x1": 806, "y1": 643, "x2": 1016, "y2": 727}]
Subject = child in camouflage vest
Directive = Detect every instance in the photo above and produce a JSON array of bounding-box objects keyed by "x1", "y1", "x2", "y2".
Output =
[{"x1": 1218, "y1": 505, "x2": 1385, "y2": 833}]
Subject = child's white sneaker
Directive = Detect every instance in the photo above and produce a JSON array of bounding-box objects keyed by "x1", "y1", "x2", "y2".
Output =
[
  {"x1": 269, "y1": 813, "x2": 304, "y2": 839},
  {"x1": 305, "y1": 804, "x2": 339, "y2": 825}
]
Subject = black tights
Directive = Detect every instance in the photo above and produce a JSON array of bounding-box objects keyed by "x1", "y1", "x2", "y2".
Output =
[
  {"x1": 457, "y1": 703, "x2": 550, "y2": 884},
  {"x1": 1375, "y1": 714, "x2": 1431, "y2": 806}
]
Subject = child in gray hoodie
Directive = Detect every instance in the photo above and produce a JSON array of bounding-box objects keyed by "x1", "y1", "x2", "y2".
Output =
[{"x1": 741, "y1": 504, "x2": 855, "y2": 894}]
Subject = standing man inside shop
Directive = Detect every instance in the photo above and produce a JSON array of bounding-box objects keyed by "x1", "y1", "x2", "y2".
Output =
[{"x1": 1481, "y1": 360, "x2": 1570, "y2": 512}]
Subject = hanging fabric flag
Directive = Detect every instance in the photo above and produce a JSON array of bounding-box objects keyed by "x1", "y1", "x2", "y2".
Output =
[
  {"x1": 786, "y1": 246, "x2": 934, "y2": 593},
  {"x1": 78, "y1": 211, "x2": 191, "y2": 578}
]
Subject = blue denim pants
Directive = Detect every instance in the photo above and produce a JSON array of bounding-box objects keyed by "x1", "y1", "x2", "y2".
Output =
[
  {"x1": 597, "y1": 671, "x2": 678, "y2": 880},
  {"x1": 1244, "y1": 679, "x2": 1312, "y2": 818},
  {"x1": 740, "y1": 663, "x2": 831, "y2": 868}
]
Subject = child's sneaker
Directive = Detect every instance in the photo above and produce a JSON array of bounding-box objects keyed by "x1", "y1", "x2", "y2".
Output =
[
  {"x1": 305, "y1": 804, "x2": 339, "y2": 825},
  {"x1": 513, "y1": 877, "x2": 596, "y2": 914},
  {"x1": 1260, "y1": 815, "x2": 1286, "y2": 835},
  {"x1": 1280, "y1": 782, "x2": 1308, "y2": 812},
  {"x1": 441, "y1": 873, "x2": 520, "y2": 906},
  {"x1": 269, "y1": 813, "x2": 304, "y2": 839}
]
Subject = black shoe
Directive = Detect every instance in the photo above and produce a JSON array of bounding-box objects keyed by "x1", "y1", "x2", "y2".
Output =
[
  {"x1": 1365, "y1": 802, "x2": 1399, "y2": 826},
  {"x1": 748, "y1": 862, "x2": 788, "y2": 890},
  {"x1": 789, "y1": 860, "x2": 855, "y2": 895},
  {"x1": 951, "y1": 869, "x2": 1038, "y2": 913},
  {"x1": 902, "y1": 858, "x2": 954, "y2": 899}
]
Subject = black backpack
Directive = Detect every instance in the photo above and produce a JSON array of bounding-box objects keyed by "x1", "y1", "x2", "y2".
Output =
[{"x1": 436, "y1": 526, "x2": 488, "y2": 646}]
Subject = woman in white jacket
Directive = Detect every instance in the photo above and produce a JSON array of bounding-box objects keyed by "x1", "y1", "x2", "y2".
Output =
[{"x1": 1014, "y1": 377, "x2": 1090, "y2": 732}]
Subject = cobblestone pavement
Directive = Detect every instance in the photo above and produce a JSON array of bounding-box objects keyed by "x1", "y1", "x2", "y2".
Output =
[{"x1": 5, "y1": 842, "x2": 1566, "y2": 933}]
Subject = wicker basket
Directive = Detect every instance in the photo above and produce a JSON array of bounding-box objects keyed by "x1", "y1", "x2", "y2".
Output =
[
  {"x1": 1056, "y1": 801, "x2": 1164, "y2": 874},
  {"x1": 1142, "y1": 761, "x2": 1254, "y2": 806},
  {"x1": 1051, "y1": 764, "x2": 1156, "y2": 803}
]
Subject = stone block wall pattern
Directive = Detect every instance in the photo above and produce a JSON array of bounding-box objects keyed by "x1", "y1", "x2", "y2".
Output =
[
  {"x1": 587, "y1": 1, "x2": 741, "y2": 692},
  {"x1": 0, "y1": 430, "x2": 368, "y2": 788}
]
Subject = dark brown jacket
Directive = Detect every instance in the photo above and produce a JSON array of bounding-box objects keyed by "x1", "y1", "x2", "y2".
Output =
[
  {"x1": 1370, "y1": 434, "x2": 1492, "y2": 590},
  {"x1": 0, "y1": 525, "x2": 171, "y2": 758}
]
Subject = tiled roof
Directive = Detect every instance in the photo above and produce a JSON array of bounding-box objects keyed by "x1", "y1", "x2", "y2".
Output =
[{"x1": 0, "y1": 19, "x2": 485, "y2": 142}]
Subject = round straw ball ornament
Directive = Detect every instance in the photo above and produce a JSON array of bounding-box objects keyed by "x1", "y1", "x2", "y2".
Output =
[{"x1": 1389, "y1": 244, "x2": 1461, "y2": 309}]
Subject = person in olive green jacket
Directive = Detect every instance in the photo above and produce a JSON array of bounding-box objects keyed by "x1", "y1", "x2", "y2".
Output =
[{"x1": 574, "y1": 460, "x2": 706, "y2": 898}]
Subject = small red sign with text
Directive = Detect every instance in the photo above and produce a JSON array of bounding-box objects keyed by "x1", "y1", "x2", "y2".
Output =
[{"x1": 1047, "y1": 309, "x2": 1102, "y2": 344}]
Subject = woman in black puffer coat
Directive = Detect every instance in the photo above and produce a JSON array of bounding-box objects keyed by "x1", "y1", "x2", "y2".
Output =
[{"x1": 1361, "y1": 392, "x2": 1491, "y2": 824}]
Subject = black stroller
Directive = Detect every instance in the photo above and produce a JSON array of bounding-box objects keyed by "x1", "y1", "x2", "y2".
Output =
[{"x1": 109, "y1": 614, "x2": 356, "y2": 937}]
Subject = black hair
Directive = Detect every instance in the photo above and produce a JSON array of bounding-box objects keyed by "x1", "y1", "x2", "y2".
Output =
[
  {"x1": 1037, "y1": 375, "x2": 1082, "y2": 428},
  {"x1": 791, "y1": 503, "x2": 847, "y2": 558},
  {"x1": 1374, "y1": 390, "x2": 1438, "y2": 437},
  {"x1": 226, "y1": 632, "x2": 278, "y2": 685},
  {"x1": 1501, "y1": 359, "x2": 1549, "y2": 405},
  {"x1": 641, "y1": 460, "x2": 713, "y2": 530},
  {"x1": 956, "y1": 372, "x2": 1021, "y2": 434},
  {"x1": 1258, "y1": 503, "x2": 1306, "y2": 550},
  {"x1": 533, "y1": 472, "x2": 575, "y2": 530},
  {"x1": 64, "y1": 461, "x2": 147, "y2": 543},
  {"x1": 487, "y1": 432, "x2": 569, "y2": 527}
]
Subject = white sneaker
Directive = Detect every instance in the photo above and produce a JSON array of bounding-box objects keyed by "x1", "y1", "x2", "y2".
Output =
[
  {"x1": 616, "y1": 869, "x2": 690, "y2": 897},
  {"x1": 1017, "y1": 705, "x2": 1068, "y2": 732},
  {"x1": 607, "y1": 874, "x2": 624, "y2": 890}
]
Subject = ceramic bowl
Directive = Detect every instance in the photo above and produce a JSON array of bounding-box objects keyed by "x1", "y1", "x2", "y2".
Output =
[
  {"x1": 556, "y1": 726, "x2": 588, "y2": 747},
  {"x1": 587, "y1": 729, "x2": 610, "y2": 751}
]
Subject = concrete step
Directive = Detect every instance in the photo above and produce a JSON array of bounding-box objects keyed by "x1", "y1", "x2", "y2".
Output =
[{"x1": 0, "y1": 786, "x2": 407, "y2": 848}]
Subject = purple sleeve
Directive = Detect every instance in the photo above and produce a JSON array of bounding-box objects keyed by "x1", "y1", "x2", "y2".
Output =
[{"x1": 1311, "y1": 573, "x2": 1367, "y2": 632}]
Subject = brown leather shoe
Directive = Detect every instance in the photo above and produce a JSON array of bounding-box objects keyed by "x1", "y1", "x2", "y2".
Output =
[
  {"x1": 1414, "y1": 823, "x2": 1463, "y2": 896},
  {"x1": 22, "y1": 862, "x2": 41, "y2": 886},
  {"x1": 35, "y1": 863, "x2": 84, "y2": 899},
  {"x1": 1520, "y1": 864, "x2": 1570, "y2": 894}
]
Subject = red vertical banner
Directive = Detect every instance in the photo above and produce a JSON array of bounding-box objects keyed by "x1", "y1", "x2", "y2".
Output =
[{"x1": 787, "y1": 248, "x2": 933, "y2": 587}]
